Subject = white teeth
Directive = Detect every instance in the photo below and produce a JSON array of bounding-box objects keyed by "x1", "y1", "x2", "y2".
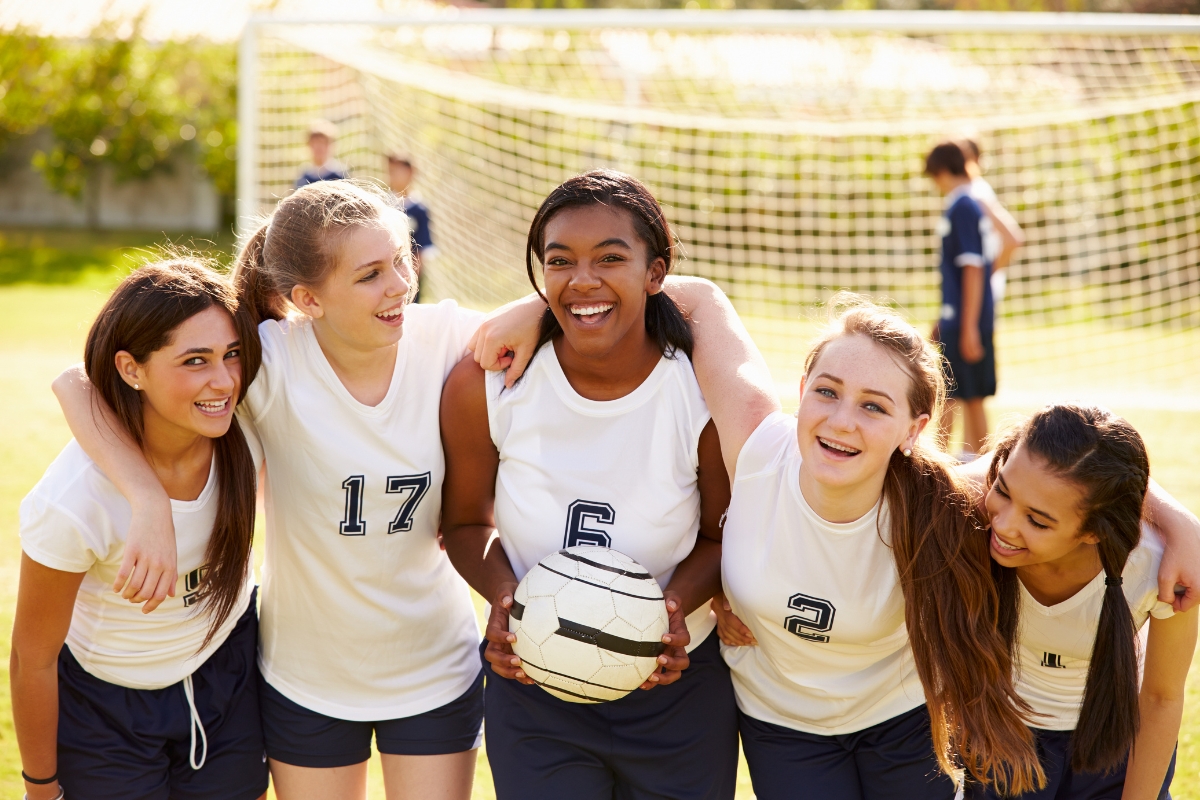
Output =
[
  {"x1": 819, "y1": 437, "x2": 860, "y2": 454},
  {"x1": 196, "y1": 400, "x2": 227, "y2": 411},
  {"x1": 570, "y1": 303, "x2": 614, "y2": 316},
  {"x1": 993, "y1": 532, "x2": 1022, "y2": 551},
  {"x1": 377, "y1": 307, "x2": 403, "y2": 319}
]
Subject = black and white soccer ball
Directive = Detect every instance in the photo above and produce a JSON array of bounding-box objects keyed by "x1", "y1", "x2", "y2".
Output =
[{"x1": 509, "y1": 546, "x2": 670, "y2": 703}]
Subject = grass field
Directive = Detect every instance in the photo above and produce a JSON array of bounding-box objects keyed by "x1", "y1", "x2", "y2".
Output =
[{"x1": 0, "y1": 244, "x2": 1197, "y2": 798}]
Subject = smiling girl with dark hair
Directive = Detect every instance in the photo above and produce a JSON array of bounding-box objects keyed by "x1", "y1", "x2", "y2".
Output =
[
  {"x1": 441, "y1": 170, "x2": 740, "y2": 799},
  {"x1": 13, "y1": 260, "x2": 267, "y2": 800}
]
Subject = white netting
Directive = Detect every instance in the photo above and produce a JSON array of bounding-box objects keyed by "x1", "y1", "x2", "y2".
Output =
[{"x1": 243, "y1": 14, "x2": 1200, "y2": 409}]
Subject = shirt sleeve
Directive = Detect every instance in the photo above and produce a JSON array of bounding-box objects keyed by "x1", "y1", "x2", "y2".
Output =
[
  {"x1": 734, "y1": 411, "x2": 795, "y2": 481},
  {"x1": 950, "y1": 200, "x2": 985, "y2": 268},
  {"x1": 19, "y1": 498, "x2": 101, "y2": 574},
  {"x1": 449, "y1": 302, "x2": 485, "y2": 358}
]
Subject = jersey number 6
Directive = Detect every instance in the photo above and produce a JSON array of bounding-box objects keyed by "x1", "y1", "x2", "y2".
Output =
[
  {"x1": 564, "y1": 500, "x2": 615, "y2": 548},
  {"x1": 339, "y1": 473, "x2": 432, "y2": 536}
]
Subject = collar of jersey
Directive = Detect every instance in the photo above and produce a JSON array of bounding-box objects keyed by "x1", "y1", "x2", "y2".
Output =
[
  {"x1": 1017, "y1": 567, "x2": 1108, "y2": 616},
  {"x1": 168, "y1": 455, "x2": 218, "y2": 513},
  {"x1": 539, "y1": 340, "x2": 674, "y2": 417},
  {"x1": 943, "y1": 184, "x2": 972, "y2": 210},
  {"x1": 301, "y1": 319, "x2": 409, "y2": 418},
  {"x1": 786, "y1": 451, "x2": 884, "y2": 538}
]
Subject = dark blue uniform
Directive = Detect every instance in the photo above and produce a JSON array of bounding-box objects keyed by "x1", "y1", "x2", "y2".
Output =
[
  {"x1": 294, "y1": 162, "x2": 349, "y2": 189},
  {"x1": 56, "y1": 591, "x2": 268, "y2": 800},
  {"x1": 938, "y1": 189, "x2": 996, "y2": 400},
  {"x1": 483, "y1": 631, "x2": 739, "y2": 800}
]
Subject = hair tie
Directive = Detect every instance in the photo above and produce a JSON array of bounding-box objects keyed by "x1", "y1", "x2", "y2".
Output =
[
  {"x1": 21, "y1": 770, "x2": 57, "y2": 785},
  {"x1": 1105, "y1": 576, "x2": 1123, "y2": 587}
]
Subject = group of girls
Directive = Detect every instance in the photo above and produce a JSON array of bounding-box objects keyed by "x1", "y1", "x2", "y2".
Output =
[{"x1": 11, "y1": 171, "x2": 1200, "y2": 800}]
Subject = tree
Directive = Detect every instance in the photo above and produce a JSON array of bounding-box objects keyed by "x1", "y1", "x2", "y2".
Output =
[{"x1": 0, "y1": 29, "x2": 57, "y2": 162}]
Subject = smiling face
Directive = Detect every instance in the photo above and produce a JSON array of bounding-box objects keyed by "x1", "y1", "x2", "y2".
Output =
[
  {"x1": 290, "y1": 221, "x2": 413, "y2": 352},
  {"x1": 797, "y1": 334, "x2": 928, "y2": 499},
  {"x1": 540, "y1": 204, "x2": 666, "y2": 360},
  {"x1": 116, "y1": 305, "x2": 242, "y2": 442},
  {"x1": 985, "y1": 440, "x2": 1094, "y2": 568}
]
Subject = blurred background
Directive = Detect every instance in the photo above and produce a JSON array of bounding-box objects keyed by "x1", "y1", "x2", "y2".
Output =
[{"x1": 1, "y1": 0, "x2": 1198, "y2": 798}]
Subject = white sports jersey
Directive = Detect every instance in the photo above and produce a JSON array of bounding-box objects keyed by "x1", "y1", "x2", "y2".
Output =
[
  {"x1": 721, "y1": 412, "x2": 924, "y2": 735},
  {"x1": 488, "y1": 342, "x2": 717, "y2": 652},
  {"x1": 1014, "y1": 530, "x2": 1174, "y2": 730},
  {"x1": 20, "y1": 437, "x2": 260, "y2": 690},
  {"x1": 245, "y1": 300, "x2": 482, "y2": 721}
]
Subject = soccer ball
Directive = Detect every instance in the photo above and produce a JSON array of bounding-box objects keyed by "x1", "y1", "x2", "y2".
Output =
[{"x1": 509, "y1": 546, "x2": 670, "y2": 703}]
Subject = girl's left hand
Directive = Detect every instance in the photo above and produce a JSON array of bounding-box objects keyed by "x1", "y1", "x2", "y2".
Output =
[
  {"x1": 640, "y1": 591, "x2": 691, "y2": 690},
  {"x1": 470, "y1": 294, "x2": 547, "y2": 387}
]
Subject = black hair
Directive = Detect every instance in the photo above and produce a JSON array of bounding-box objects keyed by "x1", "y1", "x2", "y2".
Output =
[
  {"x1": 524, "y1": 169, "x2": 693, "y2": 360},
  {"x1": 988, "y1": 405, "x2": 1150, "y2": 775},
  {"x1": 925, "y1": 141, "x2": 968, "y2": 177}
]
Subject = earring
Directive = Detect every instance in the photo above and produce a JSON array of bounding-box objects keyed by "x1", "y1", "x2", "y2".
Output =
[
  {"x1": 133, "y1": 383, "x2": 139, "y2": 390},
  {"x1": 902, "y1": 448, "x2": 912, "y2": 457}
]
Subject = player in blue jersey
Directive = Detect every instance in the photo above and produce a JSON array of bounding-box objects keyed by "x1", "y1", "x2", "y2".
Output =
[
  {"x1": 387, "y1": 153, "x2": 437, "y2": 302},
  {"x1": 294, "y1": 119, "x2": 349, "y2": 189},
  {"x1": 925, "y1": 141, "x2": 994, "y2": 459}
]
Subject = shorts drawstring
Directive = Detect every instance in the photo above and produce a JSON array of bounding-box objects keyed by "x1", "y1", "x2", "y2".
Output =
[{"x1": 182, "y1": 675, "x2": 208, "y2": 770}]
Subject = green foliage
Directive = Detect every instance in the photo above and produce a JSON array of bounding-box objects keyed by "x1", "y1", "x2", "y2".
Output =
[{"x1": 0, "y1": 20, "x2": 238, "y2": 225}]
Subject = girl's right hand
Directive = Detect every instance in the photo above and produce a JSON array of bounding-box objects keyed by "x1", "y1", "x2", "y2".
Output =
[
  {"x1": 483, "y1": 581, "x2": 535, "y2": 685},
  {"x1": 712, "y1": 592, "x2": 757, "y2": 646},
  {"x1": 115, "y1": 494, "x2": 178, "y2": 613}
]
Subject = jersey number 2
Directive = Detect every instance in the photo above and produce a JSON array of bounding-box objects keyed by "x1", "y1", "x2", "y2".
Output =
[
  {"x1": 340, "y1": 473, "x2": 431, "y2": 536},
  {"x1": 785, "y1": 593, "x2": 836, "y2": 643}
]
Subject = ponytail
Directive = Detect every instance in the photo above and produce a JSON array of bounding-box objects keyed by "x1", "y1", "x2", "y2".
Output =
[
  {"x1": 526, "y1": 170, "x2": 693, "y2": 361},
  {"x1": 988, "y1": 405, "x2": 1149, "y2": 775},
  {"x1": 232, "y1": 222, "x2": 287, "y2": 326}
]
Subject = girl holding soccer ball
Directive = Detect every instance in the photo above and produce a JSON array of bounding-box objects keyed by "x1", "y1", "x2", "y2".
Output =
[
  {"x1": 441, "y1": 170, "x2": 762, "y2": 800},
  {"x1": 974, "y1": 405, "x2": 1196, "y2": 799},
  {"x1": 14, "y1": 260, "x2": 268, "y2": 800}
]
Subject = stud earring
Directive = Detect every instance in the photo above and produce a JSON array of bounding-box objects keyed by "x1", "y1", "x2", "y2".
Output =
[
  {"x1": 902, "y1": 448, "x2": 912, "y2": 457},
  {"x1": 133, "y1": 383, "x2": 139, "y2": 390}
]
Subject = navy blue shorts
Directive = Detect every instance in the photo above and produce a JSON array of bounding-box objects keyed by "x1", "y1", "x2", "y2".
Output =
[
  {"x1": 739, "y1": 704, "x2": 956, "y2": 800},
  {"x1": 968, "y1": 727, "x2": 1175, "y2": 799},
  {"x1": 939, "y1": 325, "x2": 997, "y2": 400},
  {"x1": 57, "y1": 590, "x2": 268, "y2": 800},
  {"x1": 484, "y1": 629, "x2": 739, "y2": 800},
  {"x1": 261, "y1": 667, "x2": 484, "y2": 767}
]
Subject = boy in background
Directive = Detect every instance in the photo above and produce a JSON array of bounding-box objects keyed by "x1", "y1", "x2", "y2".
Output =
[
  {"x1": 959, "y1": 138, "x2": 1024, "y2": 307},
  {"x1": 925, "y1": 141, "x2": 995, "y2": 459},
  {"x1": 294, "y1": 119, "x2": 348, "y2": 189},
  {"x1": 386, "y1": 152, "x2": 438, "y2": 301}
]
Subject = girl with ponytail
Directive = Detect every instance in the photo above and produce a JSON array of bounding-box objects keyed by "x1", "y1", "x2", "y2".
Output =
[
  {"x1": 977, "y1": 405, "x2": 1197, "y2": 799},
  {"x1": 13, "y1": 260, "x2": 267, "y2": 800}
]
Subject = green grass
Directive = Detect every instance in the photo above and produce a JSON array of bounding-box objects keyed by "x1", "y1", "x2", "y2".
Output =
[{"x1": 0, "y1": 250, "x2": 1196, "y2": 798}]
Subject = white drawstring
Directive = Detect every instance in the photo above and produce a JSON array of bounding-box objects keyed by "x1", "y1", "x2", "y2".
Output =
[{"x1": 182, "y1": 675, "x2": 208, "y2": 770}]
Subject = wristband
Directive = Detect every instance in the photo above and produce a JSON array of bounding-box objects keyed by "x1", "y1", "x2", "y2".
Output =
[
  {"x1": 23, "y1": 790, "x2": 64, "y2": 800},
  {"x1": 22, "y1": 771, "x2": 57, "y2": 785}
]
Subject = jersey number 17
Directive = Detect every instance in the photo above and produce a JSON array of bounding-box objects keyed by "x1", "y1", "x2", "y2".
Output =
[{"x1": 339, "y1": 473, "x2": 431, "y2": 536}]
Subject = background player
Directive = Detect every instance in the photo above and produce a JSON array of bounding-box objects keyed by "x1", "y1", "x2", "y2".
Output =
[
  {"x1": 295, "y1": 119, "x2": 349, "y2": 189},
  {"x1": 978, "y1": 405, "x2": 1196, "y2": 799},
  {"x1": 926, "y1": 141, "x2": 995, "y2": 460},
  {"x1": 441, "y1": 171, "x2": 740, "y2": 800},
  {"x1": 960, "y1": 138, "x2": 1025, "y2": 308},
  {"x1": 13, "y1": 261, "x2": 267, "y2": 800},
  {"x1": 386, "y1": 152, "x2": 437, "y2": 302}
]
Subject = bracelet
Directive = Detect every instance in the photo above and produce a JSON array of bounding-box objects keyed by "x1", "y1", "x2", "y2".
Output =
[
  {"x1": 21, "y1": 771, "x2": 57, "y2": 785},
  {"x1": 22, "y1": 787, "x2": 64, "y2": 800}
]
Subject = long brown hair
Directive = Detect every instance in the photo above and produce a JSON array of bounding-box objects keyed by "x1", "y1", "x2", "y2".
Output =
[
  {"x1": 233, "y1": 179, "x2": 411, "y2": 327},
  {"x1": 988, "y1": 405, "x2": 1150, "y2": 775},
  {"x1": 804, "y1": 296, "x2": 1043, "y2": 794},
  {"x1": 525, "y1": 170, "x2": 693, "y2": 359},
  {"x1": 83, "y1": 259, "x2": 261, "y2": 648}
]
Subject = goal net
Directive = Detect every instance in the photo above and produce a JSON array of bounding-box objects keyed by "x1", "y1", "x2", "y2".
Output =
[{"x1": 238, "y1": 11, "x2": 1200, "y2": 410}]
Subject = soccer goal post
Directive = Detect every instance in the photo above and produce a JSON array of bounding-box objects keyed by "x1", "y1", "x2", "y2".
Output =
[{"x1": 238, "y1": 10, "x2": 1200, "y2": 409}]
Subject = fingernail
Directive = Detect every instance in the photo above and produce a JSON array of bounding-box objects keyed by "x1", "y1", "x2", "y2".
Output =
[
  {"x1": 650, "y1": 674, "x2": 659, "y2": 682},
  {"x1": 511, "y1": 657, "x2": 520, "y2": 665},
  {"x1": 658, "y1": 656, "x2": 668, "y2": 665},
  {"x1": 516, "y1": 671, "x2": 525, "y2": 679},
  {"x1": 506, "y1": 634, "x2": 516, "y2": 643}
]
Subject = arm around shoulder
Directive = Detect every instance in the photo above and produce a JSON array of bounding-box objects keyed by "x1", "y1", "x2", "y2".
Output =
[
  {"x1": 1145, "y1": 479, "x2": 1200, "y2": 612},
  {"x1": 52, "y1": 364, "x2": 178, "y2": 611},
  {"x1": 662, "y1": 276, "x2": 780, "y2": 479}
]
